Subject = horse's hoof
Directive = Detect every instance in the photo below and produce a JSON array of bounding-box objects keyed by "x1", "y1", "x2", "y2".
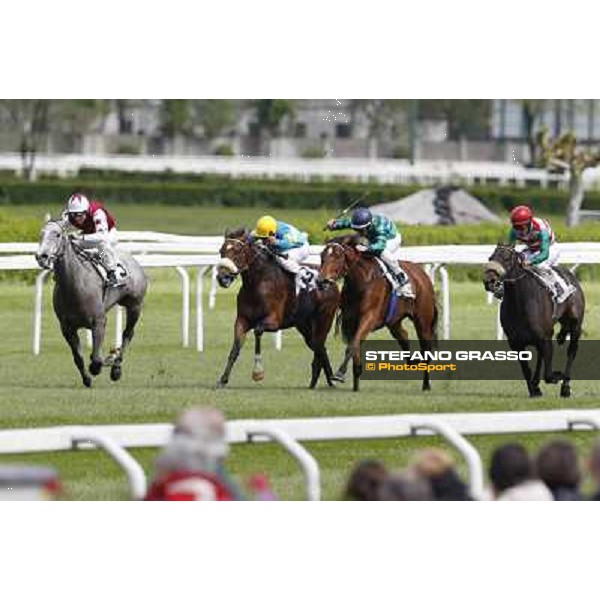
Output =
[
  {"x1": 89, "y1": 361, "x2": 103, "y2": 376},
  {"x1": 530, "y1": 388, "x2": 543, "y2": 398},
  {"x1": 82, "y1": 376, "x2": 92, "y2": 388},
  {"x1": 331, "y1": 373, "x2": 346, "y2": 383},
  {"x1": 110, "y1": 364, "x2": 122, "y2": 382},
  {"x1": 216, "y1": 379, "x2": 228, "y2": 390},
  {"x1": 252, "y1": 371, "x2": 265, "y2": 382},
  {"x1": 560, "y1": 384, "x2": 571, "y2": 398}
]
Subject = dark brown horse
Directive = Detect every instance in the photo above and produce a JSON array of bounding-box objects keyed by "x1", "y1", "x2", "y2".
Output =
[
  {"x1": 317, "y1": 234, "x2": 438, "y2": 392},
  {"x1": 484, "y1": 243, "x2": 585, "y2": 398},
  {"x1": 216, "y1": 228, "x2": 340, "y2": 388}
]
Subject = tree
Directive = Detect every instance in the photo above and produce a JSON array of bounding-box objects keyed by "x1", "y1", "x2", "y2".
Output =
[
  {"x1": 191, "y1": 100, "x2": 236, "y2": 139},
  {"x1": 350, "y1": 100, "x2": 408, "y2": 157},
  {"x1": 0, "y1": 100, "x2": 52, "y2": 180},
  {"x1": 250, "y1": 100, "x2": 295, "y2": 137},
  {"x1": 536, "y1": 127, "x2": 600, "y2": 226},
  {"x1": 160, "y1": 100, "x2": 192, "y2": 138},
  {"x1": 418, "y1": 100, "x2": 490, "y2": 140},
  {"x1": 518, "y1": 100, "x2": 548, "y2": 166},
  {"x1": 54, "y1": 99, "x2": 110, "y2": 138}
]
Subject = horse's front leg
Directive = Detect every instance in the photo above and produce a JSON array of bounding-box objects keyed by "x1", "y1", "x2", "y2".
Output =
[
  {"x1": 89, "y1": 314, "x2": 106, "y2": 376},
  {"x1": 252, "y1": 330, "x2": 265, "y2": 382},
  {"x1": 350, "y1": 315, "x2": 380, "y2": 392},
  {"x1": 217, "y1": 317, "x2": 249, "y2": 388},
  {"x1": 60, "y1": 322, "x2": 91, "y2": 387}
]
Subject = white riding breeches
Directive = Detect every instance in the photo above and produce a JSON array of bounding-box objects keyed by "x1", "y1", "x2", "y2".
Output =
[
  {"x1": 379, "y1": 235, "x2": 403, "y2": 275},
  {"x1": 79, "y1": 228, "x2": 119, "y2": 271},
  {"x1": 276, "y1": 242, "x2": 310, "y2": 275}
]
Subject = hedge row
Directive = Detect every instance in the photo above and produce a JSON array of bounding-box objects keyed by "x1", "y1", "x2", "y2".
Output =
[{"x1": 1, "y1": 174, "x2": 598, "y2": 214}]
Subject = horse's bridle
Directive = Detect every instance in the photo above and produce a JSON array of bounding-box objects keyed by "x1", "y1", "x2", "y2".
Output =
[
  {"x1": 319, "y1": 242, "x2": 352, "y2": 285},
  {"x1": 36, "y1": 222, "x2": 68, "y2": 270},
  {"x1": 218, "y1": 236, "x2": 259, "y2": 275}
]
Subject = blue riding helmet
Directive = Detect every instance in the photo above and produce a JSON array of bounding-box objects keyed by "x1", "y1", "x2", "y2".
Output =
[{"x1": 350, "y1": 207, "x2": 373, "y2": 229}]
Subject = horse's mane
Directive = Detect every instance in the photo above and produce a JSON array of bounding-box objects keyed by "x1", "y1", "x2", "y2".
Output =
[
  {"x1": 325, "y1": 234, "x2": 361, "y2": 247},
  {"x1": 224, "y1": 226, "x2": 250, "y2": 241}
]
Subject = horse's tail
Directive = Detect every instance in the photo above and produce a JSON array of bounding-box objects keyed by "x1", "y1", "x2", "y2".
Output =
[{"x1": 334, "y1": 309, "x2": 352, "y2": 344}]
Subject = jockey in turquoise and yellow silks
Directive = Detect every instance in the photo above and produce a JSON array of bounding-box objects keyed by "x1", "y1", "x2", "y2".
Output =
[
  {"x1": 326, "y1": 207, "x2": 414, "y2": 297},
  {"x1": 508, "y1": 206, "x2": 558, "y2": 267},
  {"x1": 251, "y1": 215, "x2": 310, "y2": 293}
]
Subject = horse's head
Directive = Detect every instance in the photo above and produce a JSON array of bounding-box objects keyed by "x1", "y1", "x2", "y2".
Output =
[
  {"x1": 317, "y1": 235, "x2": 360, "y2": 290},
  {"x1": 483, "y1": 243, "x2": 523, "y2": 295},
  {"x1": 35, "y1": 219, "x2": 67, "y2": 270},
  {"x1": 217, "y1": 227, "x2": 254, "y2": 288}
]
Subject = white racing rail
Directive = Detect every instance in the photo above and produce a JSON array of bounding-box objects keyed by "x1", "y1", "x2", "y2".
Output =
[
  {"x1": 1, "y1": 409, "x2": 600, "y2": 500},
  {"x1": 2, "y1": 236, "x2": 598, "y2": 355}
]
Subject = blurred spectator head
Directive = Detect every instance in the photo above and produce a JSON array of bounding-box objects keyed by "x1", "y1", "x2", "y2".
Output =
[
  {"x1": 411, "y1": 448, "x2": 471, "y2": 500},
  {"x1": 156, "y1": 407, "x2": 229, "y2": 476},
  {"x1": 0, "y1": 465, "x2": 62, "y2": 500},
  {"x1": 344, "y1": 459, "x2": 387, "y2": 501},
  {"x1": 378, "y1": 469, "x2": 433, "y2": 501},
  {"x1": 536, "y1": 440, "x2": 581, "y2": 500},
  {"x1": 489, "y1": 443, "x2": 532, "y2": 494},
  {"x1": 589, "y1": 441, "x2": 600, "y2": 484}
]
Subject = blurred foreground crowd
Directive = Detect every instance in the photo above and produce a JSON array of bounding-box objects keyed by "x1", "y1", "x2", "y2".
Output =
[
  {"x1": 142, "y1": 406, "x2": 600, "y2": 501},
  {"x1": 3, "y1": 406, "x2": 600, "y2": 501}
]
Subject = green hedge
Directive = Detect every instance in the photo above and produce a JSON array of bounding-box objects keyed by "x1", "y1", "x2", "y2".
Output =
[{"x1": 3, "y1": 174, "x2": 599, "y2": 215}]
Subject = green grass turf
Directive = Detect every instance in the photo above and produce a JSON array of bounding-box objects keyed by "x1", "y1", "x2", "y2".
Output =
[
  {"x1": 1, "y1": 203, "x2": 600, "y2": 499},
  {"x1": 2, "y1": 203, "x2": 335, "y2": 236},
  {"x1": 1, "y1": 274, "x2": 600, "y2": 499}
]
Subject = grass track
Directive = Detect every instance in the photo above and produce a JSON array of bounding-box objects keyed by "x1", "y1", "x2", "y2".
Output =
[{"x1": 1, "y1": 203, "x2": 600, "y2": 499}]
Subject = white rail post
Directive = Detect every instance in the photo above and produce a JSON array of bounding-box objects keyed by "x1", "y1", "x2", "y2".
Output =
[
  {"x1": 32, "y1": 270, "x2": 50, "y2": 355},
  {"x1": 247, "y1": 426, "x2": 321, "y2": 501},
  {"x1": 209, "y1": 265, "x2": 218, "y2": 310},
  {"x1": 274, "y1": 330, "x2": 282, "y2": 350},
  {"x1": 114, "y1": 306, "x2": 123, "y2": 348},
  {"x1": 410, "y1": 418, "x2": 484, "y2": 500},
  {"x1": 196, "y1": 266, "x2": 207, "y2": 352},
  {"x1": 438, "y1": 266, "x2": 450, "y2": 340},
  {"x1": 175, "y1": 266, "x2": 190, "y2": 347},
  {"x1": 71, "y1": 431, "x2": 147, "y2": 500},
  {"x1": 496, "y1": 300, "x2": 503, "y2": 340}
]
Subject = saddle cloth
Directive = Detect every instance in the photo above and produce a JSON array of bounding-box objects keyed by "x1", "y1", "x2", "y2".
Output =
[
  {"x1": 530, "y1": 265, "x2": 575, "y2": 305},
  {"x1": 77, "y1": 247, "x2": 128, "y2": 284},
  {"x1": 297, "y1": 266, "x2": 318, "y2": 293}
]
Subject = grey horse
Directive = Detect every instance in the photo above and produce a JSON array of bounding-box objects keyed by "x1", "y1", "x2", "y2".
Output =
[{"x1": 35, "y1": 219, "x2": 148, "y2": 387}]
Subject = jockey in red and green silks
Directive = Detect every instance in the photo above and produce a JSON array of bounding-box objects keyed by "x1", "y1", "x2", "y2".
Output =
[
  {"x1": 508, "y1": 205, "x2": 559, "y2": 268},
  {"x1": 326, "y1": 207, "x2": 414, "y2": 297}
]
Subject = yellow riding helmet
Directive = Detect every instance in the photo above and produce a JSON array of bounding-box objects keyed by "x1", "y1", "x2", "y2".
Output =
[{"x1": 255, "y1": 215, "x2": 277, "y2": 238}]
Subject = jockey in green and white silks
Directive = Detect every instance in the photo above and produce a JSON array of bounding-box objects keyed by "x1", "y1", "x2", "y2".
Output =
[
  {"x1": 251, "y1": 215, "x2": 311, "y2": 294},
  {"x1": 508, "y1": 205, "x2": 559, "y2": 267},
  {"x1": 327, "y1": 207, "x2": 414, "y2": 298},
  {"x1": 508, "y1": 205, "x2": 572, "y2": 303}
]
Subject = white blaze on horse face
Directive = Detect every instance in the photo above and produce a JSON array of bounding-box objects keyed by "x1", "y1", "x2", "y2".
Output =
[{"x1": 217, "y1": 257, "x2": 239, "y2": 274}]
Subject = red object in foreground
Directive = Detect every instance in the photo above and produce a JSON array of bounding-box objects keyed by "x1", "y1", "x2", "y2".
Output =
[{"x1": 145, "y1": 471, "x2": 235, "y2": 501}]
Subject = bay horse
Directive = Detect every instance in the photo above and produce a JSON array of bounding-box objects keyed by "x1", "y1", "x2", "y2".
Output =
[
  {"x1": 483, "y1": 243, "x2": 585, "y2": 398},
  {"x1": 215, "y1": 228, "x2": 340, "y2": 388},
  {"x1": 317, "y1": 234, "x2": 438, "y2": 392},
  {"x1": 35, "y1": 219, "x2": 147, "y2": 387}
]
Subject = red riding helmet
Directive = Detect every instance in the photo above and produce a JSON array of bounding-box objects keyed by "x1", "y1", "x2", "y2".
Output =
[{"x1": 510, "y1": 205, "x2": 533, "y2": 227}]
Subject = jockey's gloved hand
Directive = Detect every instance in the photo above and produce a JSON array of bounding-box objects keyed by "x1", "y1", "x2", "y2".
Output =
[{"x1": 326, "y1": 219, "x2": 336, "y2": 230}]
